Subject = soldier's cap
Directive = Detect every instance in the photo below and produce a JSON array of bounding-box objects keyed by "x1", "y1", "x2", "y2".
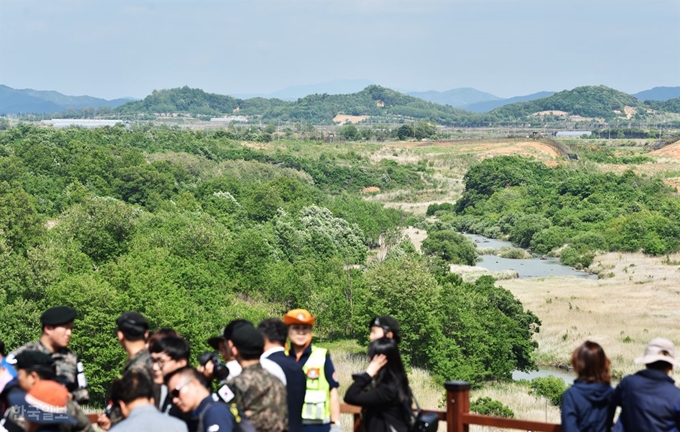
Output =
[
  {"x1": 282, "y1": 309, "x2": 315, "y2": 327},
  {"x1": 8, "y1": 380, "x2": 76, "y2": 426},
  {"x1": 370, "y1": 315, "x2": 401, "y2": 343},
  {"x1": 115, "y1": 311, "x2": 149, "y2": 337},
  {"x1": 41, "y1": 306, "x2": 77, "y2": 326},
  {"x1": 14, "y1": 350, "x2": 54, "y2": 371},
  {"x1": 229, "y1": 322, "x2": 264, "y2": 352}
]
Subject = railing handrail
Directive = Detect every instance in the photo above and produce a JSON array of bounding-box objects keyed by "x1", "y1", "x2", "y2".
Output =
[{"x1": 88, "y1": 381, "x2": 562, "y2": 432}]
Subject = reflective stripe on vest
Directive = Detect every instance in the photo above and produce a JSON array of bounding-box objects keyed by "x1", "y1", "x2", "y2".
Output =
[{"x1": 302, "y1": 346, "x2": 331, "y2": 423}]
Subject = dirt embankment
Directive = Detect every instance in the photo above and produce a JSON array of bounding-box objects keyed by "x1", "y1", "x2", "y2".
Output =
[{"x1": 650, "y1": 139, "x2": 680, "y2": 160}]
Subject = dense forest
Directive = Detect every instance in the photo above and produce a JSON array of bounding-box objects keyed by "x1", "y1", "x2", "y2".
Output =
[
  {"x1": 0, "y1": 125, "x2": 541, "y2": 404},
  {"x1": 429, "y1": 156, "x2": 680, "y2": 268}
]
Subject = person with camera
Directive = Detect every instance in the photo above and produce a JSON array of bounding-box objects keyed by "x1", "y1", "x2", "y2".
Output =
[
  {"x1": 108, "y1": 370, "x2": 187, "y2": 432},
  {"x1": 197, "y1": 351, "x2": 230, "y2": 389}
]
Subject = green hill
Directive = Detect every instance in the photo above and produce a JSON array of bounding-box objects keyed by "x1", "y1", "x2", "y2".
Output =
[
  {"x1": 116, "y1": 85, "x2": 475, "y2": 125},
  {"x1": 645, "y1": 96, "x2": 680, "y2": 114},
  {"x1": 491, "y1": 85, "x2": 642, "y2": 120}
]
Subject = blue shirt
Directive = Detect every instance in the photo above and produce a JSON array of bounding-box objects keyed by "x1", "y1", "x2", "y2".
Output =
[
  {"x1": 0, "y1": 358, "x2": 17, "y2": 378},
  {"x1": 193, "y1": 395, "x2": 235, "y2": 432}
]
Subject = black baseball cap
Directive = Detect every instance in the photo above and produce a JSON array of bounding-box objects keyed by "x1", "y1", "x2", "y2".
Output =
[
  {"x1": 370, "y1": 315, "x2": 401, "y2": 343},
  {"x1": 229, "y1": 322, "x2": 264, "y2": 353},
  {"x1": 41, "y1": 307, "x2": 77, "y2": 326},
  {"x1": 115, "y1": 312, "x2": 149, "y2": 337}
]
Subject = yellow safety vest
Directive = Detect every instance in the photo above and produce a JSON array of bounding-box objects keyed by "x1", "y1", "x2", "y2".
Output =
[{"x1": 301, "y1": 346, "x2": 331, "y2": 423}]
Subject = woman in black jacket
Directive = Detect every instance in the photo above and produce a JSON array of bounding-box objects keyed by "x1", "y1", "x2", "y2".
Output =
[{"x1": 344, "y1": 337, "x2": 412, "y2": 432}]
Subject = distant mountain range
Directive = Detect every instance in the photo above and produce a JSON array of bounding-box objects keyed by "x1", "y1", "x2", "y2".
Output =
[
  {"x1": 0, "y1": 85, "x2": 134, "y2": 115},
  {"x1": 632, "y1": 86, "x2": 680, "y2": 102},
  {"x1": 406, "y1": 88, "x2": 502, "y2": 109},
  {"x1": 230, "y1": 79, "x2": 375, "y2": 101},
  {"x1": 1, "y1": 83, "x2": 679, "y2": 120}
]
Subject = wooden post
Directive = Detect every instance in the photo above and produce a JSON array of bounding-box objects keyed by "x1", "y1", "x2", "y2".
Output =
[{"x1": 445, "y1": 381, "x2": 471, "y2": 432}]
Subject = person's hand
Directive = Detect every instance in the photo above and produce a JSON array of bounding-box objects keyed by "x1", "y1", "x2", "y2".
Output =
[
  {"x1": 366, "y1": 354, "x2": 387, "y2": 377},
  {"x1": 329, "y1": 423, "x2": 341, "y2": 432},
  {"x1": 97, "y1": 413, "x2": 112, "y2": 430}
]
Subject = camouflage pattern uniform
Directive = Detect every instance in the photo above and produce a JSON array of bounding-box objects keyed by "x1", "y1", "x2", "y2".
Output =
[
  {"x1": 227, "y1": 362, "x2": 288, "y2": 432},
  {"x1": 3, "y1": 398, "x2": 94, "y2": 432},
  {"x1": 108, "y1": 347, "x2": 157, "y2": 426},
  {"x1": 6, "y1": 342, "x2": 89, "y2": 404}
]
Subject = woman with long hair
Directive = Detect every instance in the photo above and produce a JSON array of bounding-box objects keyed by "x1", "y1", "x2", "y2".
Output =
[
  {"x1": 561, "y1": 341, "x2": 614, "y2": 432},
  {"x1": 344, "y1": 337, "x2": 412, "y2": 432}
]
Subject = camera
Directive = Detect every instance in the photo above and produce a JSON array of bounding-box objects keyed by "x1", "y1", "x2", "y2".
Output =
[
  {"x1": 211, "y1": 353, "x2": 230, "y2": 381},
  {"x1": 198, "y1": 351, "x2": 230, "y2": 382}
]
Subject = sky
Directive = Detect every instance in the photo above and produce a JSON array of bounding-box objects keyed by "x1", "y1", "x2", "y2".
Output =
[{"x1": 1, "y1": 0, "x2": 679, "y2": 100}]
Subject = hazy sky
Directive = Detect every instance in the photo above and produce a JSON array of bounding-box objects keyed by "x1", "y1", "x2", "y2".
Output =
[{"x1": 1, "y1": 0, "x2": 679, "y2": 99}]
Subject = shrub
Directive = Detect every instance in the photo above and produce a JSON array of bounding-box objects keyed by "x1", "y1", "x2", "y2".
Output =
[
  {"x1": 530, "y1": 376, "x2": 567, "y2": 406},
  {"x1": 470, "y1": 397, "x2": 515, "y2": 418}
]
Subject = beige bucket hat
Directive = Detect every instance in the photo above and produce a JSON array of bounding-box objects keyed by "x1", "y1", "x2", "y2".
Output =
[{"x1": 634, "y1": 338, "x2": 680, "y2": 368}]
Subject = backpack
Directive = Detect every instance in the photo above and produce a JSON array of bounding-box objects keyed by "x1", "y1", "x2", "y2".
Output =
[{"x1": 198, "y1": 396, "x2": 256, "y2": 432}]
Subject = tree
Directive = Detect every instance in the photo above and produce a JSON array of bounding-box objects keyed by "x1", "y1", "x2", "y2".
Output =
[
  {"x1": 338, "y1": 124, "x2": 361, "y2": 141},
  {"x1": 421, "y1": 230, "x2": 477, "y2": 265}
]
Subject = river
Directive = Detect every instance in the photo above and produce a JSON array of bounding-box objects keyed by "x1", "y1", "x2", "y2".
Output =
[{"x1": 464, "y1": 233, "x2": 596, "y2": 279}]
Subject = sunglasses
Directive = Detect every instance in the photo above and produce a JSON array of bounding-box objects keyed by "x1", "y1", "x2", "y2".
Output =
[{"x1": 170, "y1": 380, "x2": 192, "y2": 398}]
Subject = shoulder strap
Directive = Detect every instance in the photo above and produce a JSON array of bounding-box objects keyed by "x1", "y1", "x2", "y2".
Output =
[{"x1": 196, "y1": 399, "x2": 218, "y2": 432}]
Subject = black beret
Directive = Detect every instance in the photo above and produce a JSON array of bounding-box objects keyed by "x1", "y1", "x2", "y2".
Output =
[
  {"x1": 229, "y1": 322, "x2": 264, "y2": 353},
  {"x1": 370, "y1": 315, "x2": 401, "y2": 343},
  {"x1": 15, "y1": 351, "x2": 54, "y2": 370},
  {"x1": 115, "y1": 312, "x2": 149, "y2": 337},
  {"x1": 41, "y1": 307, "x2": 77, "y2": 326}
]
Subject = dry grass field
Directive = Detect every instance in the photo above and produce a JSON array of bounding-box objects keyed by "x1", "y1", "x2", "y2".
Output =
[{"x1": 502, "y1": 252, "x2": 680, "y2": 379}]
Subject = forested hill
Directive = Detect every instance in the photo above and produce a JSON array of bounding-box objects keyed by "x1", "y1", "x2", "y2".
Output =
[
  {"x1": 491, "y1": 86, "x2": 643, "y2": 119},
  {"x1": 645, "y1": 97, "x2": 680, "y2": 114},
  {"x1": 115, "y1": 85, "x2": 477, "y2": 125}
]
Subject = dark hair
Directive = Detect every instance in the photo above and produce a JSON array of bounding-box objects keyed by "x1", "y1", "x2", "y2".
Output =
[
  {"x1": 646, "y1": 360, "x2": 674, "y2": 371},
  {"x1": 149, "y1": 336, "x2": 190, "y2": 361},
  {"x1": 164, "y1": 366, "x2": 208, "y2": 389},
  {"x1": 257, "y1": 319, "x2": 287, "y2": 346},
  {"x1": 368, "y1": 337, "x2": 411, "y2": 405},
  {"x1": 26, "y1": 364, "x2": 55, "y2": 381},
  {"x1": 0, "y1": 339, "x2": 5, "y2": 357},
  {"x1": 147, "y1": 328, "x2": 180, "y2": 349},
  {"x1": 571, "y1": 341, "x2": 611, "y2": 384},
  {"x1": 111, "y1": 370, "x2": 154, "y2": 404}
]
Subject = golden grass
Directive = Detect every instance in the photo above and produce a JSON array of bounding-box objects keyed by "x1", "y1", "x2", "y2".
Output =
[{"x1": 501, "y1": 252, "x2": 680, "y2": 379}]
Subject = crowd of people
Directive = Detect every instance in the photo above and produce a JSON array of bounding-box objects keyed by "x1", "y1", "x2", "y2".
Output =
[{"x1": 0, "y1": 305, "x2": 679, "y2": 432}]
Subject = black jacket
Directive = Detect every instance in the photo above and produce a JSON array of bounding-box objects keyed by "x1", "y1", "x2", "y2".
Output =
[{"x1": 344, "y1": 372, "x2": 411, "y2": 432}]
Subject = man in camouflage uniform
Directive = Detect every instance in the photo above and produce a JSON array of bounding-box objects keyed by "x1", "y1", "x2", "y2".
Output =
[
  {"x1": 0, "y1": 350, "x2": 94, "y2": 432},
  {"x1": 98, "y1": 312, "x2": 156, "y2": 430},
  {"x1": 225, "y1": 321, "x2": 287, "y2": 432},
  {"x1": 6, "y1": 306, "x2": 90, "y2": 405}
]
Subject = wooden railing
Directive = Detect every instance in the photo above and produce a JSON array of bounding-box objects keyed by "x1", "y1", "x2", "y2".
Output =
[
  {"x1": 88, "y1": 380, "x2": 562, "y2": 431},
  {"x1": 342, "y1": 381, "x2": 562, "y2": 432}
]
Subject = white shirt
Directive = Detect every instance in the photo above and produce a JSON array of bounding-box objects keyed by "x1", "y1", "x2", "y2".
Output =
[
  {"x1": 261, "y1": 347, "x2": 287, "y2": 385},
  {"x1": 226, "y1": 359, "x2": 242, "y2": 379}
]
